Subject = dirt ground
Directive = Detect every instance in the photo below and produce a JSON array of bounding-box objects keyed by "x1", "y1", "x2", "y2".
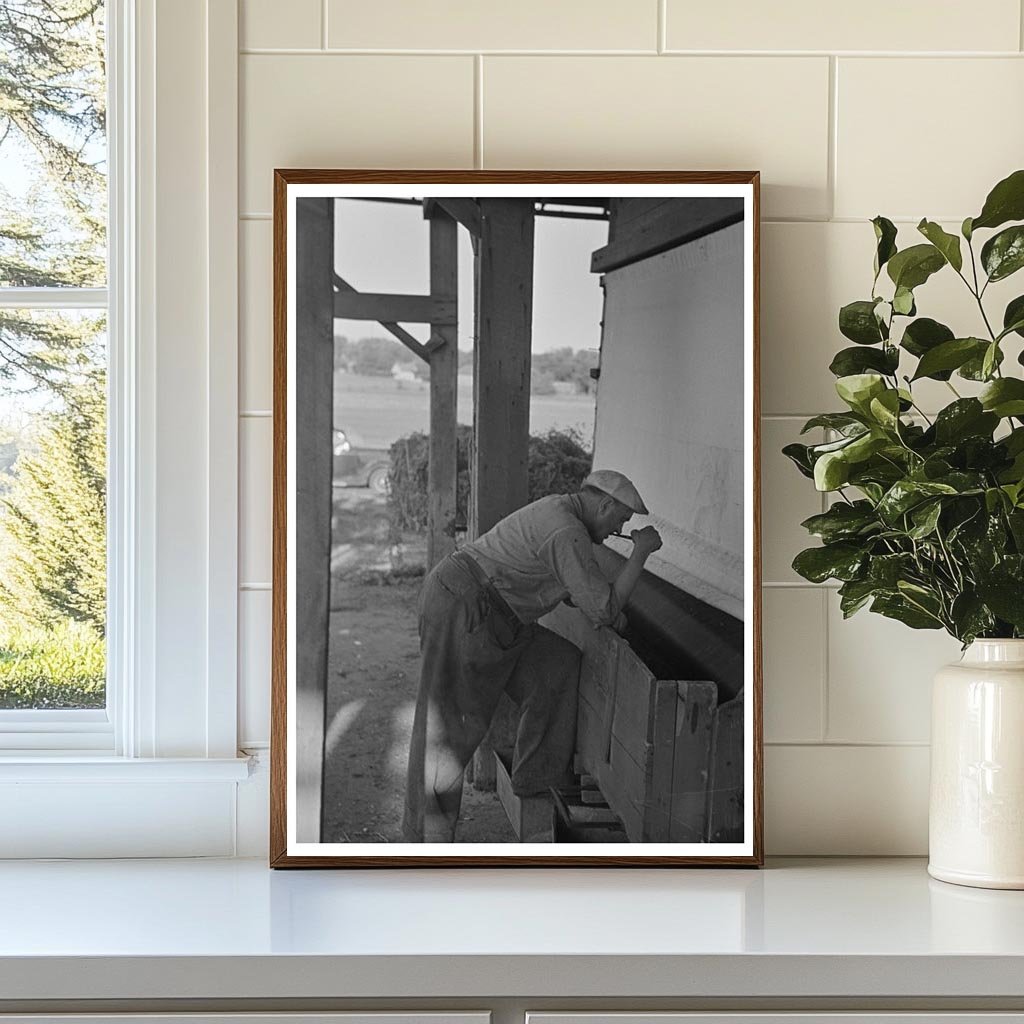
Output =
[{"x1": 321, "y1": 487, "x2": 514, "y2": 843}]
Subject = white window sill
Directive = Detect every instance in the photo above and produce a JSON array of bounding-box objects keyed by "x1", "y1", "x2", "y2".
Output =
[{"x1": 0, "y1": 755, "x2": 252, "y2": 782}]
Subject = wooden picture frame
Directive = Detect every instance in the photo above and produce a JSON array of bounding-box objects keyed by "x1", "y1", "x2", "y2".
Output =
[{"x1": 271, "y1": 170, "x2": 763, "y2": 867}]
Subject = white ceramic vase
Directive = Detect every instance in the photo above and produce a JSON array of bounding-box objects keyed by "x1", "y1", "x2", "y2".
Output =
[{"x1": 929, "y1": 639, "x2": 1024, "y2": 889}]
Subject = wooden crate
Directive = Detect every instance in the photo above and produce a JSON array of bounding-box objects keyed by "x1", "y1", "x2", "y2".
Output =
[{"x1": 542, "y1": 603, "x2": 742, "y2": 844}]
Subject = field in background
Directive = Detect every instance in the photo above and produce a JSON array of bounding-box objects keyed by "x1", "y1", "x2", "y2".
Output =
[{"x1": 333, "y1": 372, "x2": 596, "y2": 449}]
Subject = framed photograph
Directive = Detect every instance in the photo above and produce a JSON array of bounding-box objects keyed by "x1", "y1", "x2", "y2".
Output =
[{"x1": 270, "y1": 170, "x2": 762, "y2": 867}]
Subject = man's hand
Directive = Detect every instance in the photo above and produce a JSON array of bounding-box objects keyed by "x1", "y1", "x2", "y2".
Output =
[{"x1": 630, "y1": 525, "x2": 663, "y2": 558}]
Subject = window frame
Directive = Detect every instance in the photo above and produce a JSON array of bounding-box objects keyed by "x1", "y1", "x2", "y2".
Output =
[
  {"x1": 0, "y1": 2, "x2": 121, "y2": 751},
  {"x1": 0, "y1": 0, "x2": 241, "y2": 766}
]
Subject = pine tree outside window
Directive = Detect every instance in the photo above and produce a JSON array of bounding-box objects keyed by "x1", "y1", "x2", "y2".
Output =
[{"x1": 0, "y1": 1, "x2": 110, "y2": 740}]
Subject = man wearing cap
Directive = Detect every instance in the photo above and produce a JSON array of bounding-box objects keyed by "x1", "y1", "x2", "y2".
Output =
[{"x1": 403, "y1": 469, "x2": 662, "y2": 843}]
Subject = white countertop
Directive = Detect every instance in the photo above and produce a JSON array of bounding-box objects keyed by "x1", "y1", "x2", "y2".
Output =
[{"x1": 1, "y1": 857, "x2": 1024, "y2": 1001}]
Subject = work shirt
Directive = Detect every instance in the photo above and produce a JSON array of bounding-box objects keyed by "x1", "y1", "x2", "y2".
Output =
[{"x1": 462, "y1": 493, "x2": 620, "y2": 627}]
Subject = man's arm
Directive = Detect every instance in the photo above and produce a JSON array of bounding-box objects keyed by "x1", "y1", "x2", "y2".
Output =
[
  {"x1": 542, "y1": 525, "x2": 662, "y2": 628},
  {"x1": 612, "y1": 526, "x2": 662, "y2": 610}
]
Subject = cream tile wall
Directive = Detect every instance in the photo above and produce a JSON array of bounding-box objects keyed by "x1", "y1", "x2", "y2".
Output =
[{"x1": 236, "y1": 0, "x2": 1024, "y2": 852}]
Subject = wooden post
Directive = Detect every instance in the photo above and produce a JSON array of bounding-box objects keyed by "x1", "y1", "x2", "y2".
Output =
[
  {"x1": 470, "y1": 198, "x2": 536, "y2": 789},
  {"x1": 471, "y1": 198, "x2": 535, "y2": 535},
  {"x1": 427, "y1": 211, "x2": 458, "y2": 569},
  {"x1": 294, "y1": 197, "x2": 334, "y2": 842}
]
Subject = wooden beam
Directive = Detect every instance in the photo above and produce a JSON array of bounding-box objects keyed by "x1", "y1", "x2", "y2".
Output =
[
  {"x1": 434, "y1": 198, "x2": 481, "y2": 238},
  {"x1": 332, "y1": 274, "x2": 429, "y2": 361},
  {"x1": 427, "y1": 211, "x2": 458, "y2": 569},
  {"x1": 471, "y1": 198, "x2": 535, "y2": 536},
  {"x1": 293, "y1": 197, "x2": 334, "y2": 843},
  {"x1": 590, "y1": 197, "x2": 744, "y2": 274},
  {"x1": 468, "y1": 198, "x2": 535, "y2": 792},
  {"x1": 334, "y1": 289, "x2": 455, "y2": 325},
  {"x1": 380, "y1": 321, "x2": 429, "y2": 362}
]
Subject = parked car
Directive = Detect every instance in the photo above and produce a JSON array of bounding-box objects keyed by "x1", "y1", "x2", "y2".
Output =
[{"x1": 333, "y1": 428, "x2": 390, "y2": 494}]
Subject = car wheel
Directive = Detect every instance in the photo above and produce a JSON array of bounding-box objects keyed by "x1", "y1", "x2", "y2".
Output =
[{"x1": 367, "y1": 465, "x2": 390, "y2": 494}]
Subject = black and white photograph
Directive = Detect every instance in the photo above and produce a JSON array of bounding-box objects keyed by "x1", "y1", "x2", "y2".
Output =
[{"x1": 272, "y1": 173, "x2": 762, "y2": 866}]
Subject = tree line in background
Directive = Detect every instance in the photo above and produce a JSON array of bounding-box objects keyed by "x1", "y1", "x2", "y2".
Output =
[
  {"x1": 334, "y1": 334, "x2": 599, "y2": 395},
  {"x1": 0, "y1": 0, "x2": 107, "y2": 708}
]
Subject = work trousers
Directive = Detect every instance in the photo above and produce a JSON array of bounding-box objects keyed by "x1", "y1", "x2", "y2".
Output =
[{"x1": 402, "y1": 552, "x2": 582, "y2": 843}]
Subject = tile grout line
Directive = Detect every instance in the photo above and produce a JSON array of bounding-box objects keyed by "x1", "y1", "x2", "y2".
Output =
[
  {"x1": 820, "y1": 587, "x2": 830, "y2": 743},
  {"x1": 766, "y1": 740, "x2": 931, "y2": 748},
  {"x1": 657, "y1": 0, "x2": 666, "y2": 54},
  {"x1": 321, "y1": 0, "x2": 329, "y2": 50},
  {"x1": 237, "y1": 47, "x2": 1024, "y2": 57},
  {"x1": 827, "y1": 55, "x2": 838, "y2": 221},
  {"x1": 1021, "y1": 0, "x2": 1024, "y2": 52},
  {"x1": 763, "y1": 581, "x2": 841, "y2": 589},
  {"x1": 474, "y1": 55, "x2": 484, "y2": 169}
]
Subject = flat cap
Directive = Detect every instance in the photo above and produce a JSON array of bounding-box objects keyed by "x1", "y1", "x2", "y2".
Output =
[{"x1": 582, "y1": 469, "x2": 649, "y2": 515}]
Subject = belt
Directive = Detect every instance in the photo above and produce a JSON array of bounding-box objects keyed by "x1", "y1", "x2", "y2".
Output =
[{"x1": 448, "y1": 550, "x2": 522, "y2": 626}]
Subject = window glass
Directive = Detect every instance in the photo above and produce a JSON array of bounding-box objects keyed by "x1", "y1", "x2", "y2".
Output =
[
  {"x1": 0, "y1": 1, "x2": 106, "y2": 287},
  {"x1": 0, "y1": 1, "x2": 107, "y2": 711}
]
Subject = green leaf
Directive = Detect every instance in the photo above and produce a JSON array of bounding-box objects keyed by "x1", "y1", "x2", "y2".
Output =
[
  {"x1": 971, "y1": 169, "x2": 1024, "y2": 233},
  {"x1": 809, "y1": 433, "x2": 865, "y2": 456},
  {"x1": 976, "y1": 582, "x2": 1024, "y2": 629},
  {"x1": 985, "y1": 487, "x2": 1009, "y2": 514},
  {"x1": 839, "y1": 300, "x2": 887, "y2": 345},
  {"x1": 1008, "y1": 508, "x2": 1024, "y2": 548},
  {"x1": 872, "y1": 216, "x2": 898, "y2": 277},
  {"x1": 934, "y1": 399, "x2": 999, "y2": 445},
  {"x1": 900, "y1": 317, "x2": 955, "y2": 359},
  {"x1": 868, "y1": 552, "x2": 915, "y2": 587},
  {"x1": 917, "y1": 219, "x2": 963, "y2": 272},
  {"x1": 838, "y1": 579, "x2": 882, "y2": 618},
  {"x1": 1003, "y1": 295, "x2": 1024, "y2": 339},
  {"x1": 800, "y1": 501, "x2": 879, "y2": 543},
  {"x1": 844, "y1": 431, "x2": 888, "y2": 464},
  {"x1": 782, "y1": 442, "x2": 815, "y2": 479},
  {"x1": 962, "y1": 216, "x2": 974, "y2": 241},
  {"x1": 1006, "y1": 428, "x2": 1024, "y2": 457},
  {"x1": 981, "y1": 225, "x2": 1024, "y2": 283},
  {"x1": 868, "y1": 389, "x2": 902, "y2": 431},
  {"x1": 835, "y1": 373, "x2": 886, "y2": 413},
  {"x1": 800, "y1": 413, "x2": 866, "y2": 435},
  {"x1": 950, "y1": 592, "x2": 996, "y2": 644},
  {"x1": 887, "y1": 244, "x2": 946, "y2": 291},
  {"x1": 871, "y1": 594, "x2": 943, "y2": 630},
  {"x1": 980, "y1": 378, "x2": 1024, "y2": 418},
  {"x1": 829, "y1": 345, "x2": 899, "y2": 378},
  {"x1": 814, "y1": 450, "x2": 851, "y2": 491},
  {"x1": 908, "y1": 500, "x2": 943, "y2": 539},
  {"x1": 849, "y1": 459, "x2": 907, "y2": 489},
  {"x1": 792, "y1": 543, "x2": 866, "y2": 584},
  {"x1": 877, "y1": 479, "x2": 958, "y2": 524},
  {"x1": 959, "y1": 344, "x2": 1004, "y2": 381},
  {"x1": 1003, "y1": 481, "x2": 1024, "y2": 507},
  {"x1": 982, "y1": 341, "x2": 1001, "y2": 381},
  {"x1": 911, "y1": 337, "x2": 988, "y2": 381},
  {"x1": 933, "y1": 470, "x2": 987, "y2": 494},
  {"x1": 892, "y1": 286, "x2": 916, "y2": 316}
]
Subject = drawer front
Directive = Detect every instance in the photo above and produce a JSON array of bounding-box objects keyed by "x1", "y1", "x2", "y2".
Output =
[
  {"x1": 0, "y1": 1016, "x2": 489, "y2": 1024},
  {"x1": 527, "y1": 1016, "x2": 1024, "y2": 1024}
]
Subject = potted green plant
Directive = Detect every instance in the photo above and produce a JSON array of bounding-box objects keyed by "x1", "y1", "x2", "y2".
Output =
[{"x1": 785, "y1": 169, "x2": 1024, "y2": 889}]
